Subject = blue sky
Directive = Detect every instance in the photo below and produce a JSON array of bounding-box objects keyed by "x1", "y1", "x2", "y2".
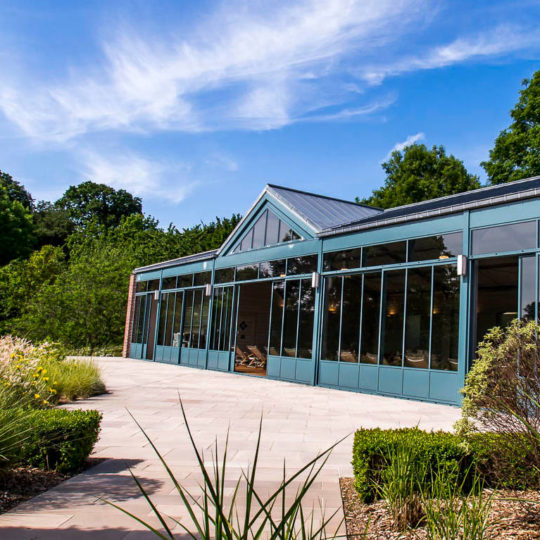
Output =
[{"x1": 0, "y1": 1, "x2": 539, "y2": 229}]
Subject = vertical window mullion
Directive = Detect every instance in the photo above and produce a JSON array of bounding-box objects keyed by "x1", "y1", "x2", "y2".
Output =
[{"x1": 428, "y1": 266, "x2": 434, "y2": 370}]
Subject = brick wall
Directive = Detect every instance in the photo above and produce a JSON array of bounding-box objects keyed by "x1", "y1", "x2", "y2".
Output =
[{"x1": 122, "y1": 274, "x2": 136, "y2": 358}]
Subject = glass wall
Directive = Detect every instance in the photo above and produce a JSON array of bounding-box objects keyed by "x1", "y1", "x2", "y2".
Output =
[
  {"x1": 209, "y1": 287, "x2": 235, "y2": 351},
  {"x1": 321, "y1": 264, "x2": 460, "y2": 370},
  {"x1": 269, "y1": 279, "x2": 315, "y2": 359}
]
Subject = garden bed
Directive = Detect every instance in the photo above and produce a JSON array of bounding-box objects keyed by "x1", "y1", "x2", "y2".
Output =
[
  {"x1": 340, "y1": 477, "x2": 540, "y2": 539},
  {"x1": 0, "y1": 458, "x2": 104, "y2": 515}
]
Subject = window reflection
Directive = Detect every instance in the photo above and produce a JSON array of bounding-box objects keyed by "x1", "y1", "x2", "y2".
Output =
[
  {"x1": 431, "y1": 266, "x2": 460, "y2": 370},
  {"x1": 321, "y1": 277, "x2": 341, "y2": 361},
  {"x1": 282, "y1": 280, "x2": 300, "y2": 357},
  {"x1": 381, "y1": 270, "x2": 405, "y2": 366},
  {"x1": 472, "y1": 221, "x2": 536, "y2": 256},
  {"x1": 259, "y1": 259, "x2": 286, "y2": 278},
  {"x1": 323, "y1": 248, "x2": 361, "y2": 271},
  {"x1": 360, "y1": 272, "x2": 381, "y2": 364},
  {"x1": 363, "y1": 242, "x2": 406, "y2": 267},
  {"x1": 287, "y1": 254, "x2": 318, "y2": 275},
  {"x1": 297, "y1": 279, "x2": 315, "y2": 359},
  {"x1": 215, "y1": 268, "x2": 235, "y2": 284},
  {"x1": 236, "y1": 264, "x2": 258, "y2": 281},
  {"x1": 521, "y1": 256, "x2": 536, "y2": 321},
  {"x1": 340, "y1": 275, "x2": 362, "y2": 362},
  {"x1": 408, "y1": 233, "x2": 462, "y2": 262},
  {"x1": 269, "y1": 282, "x2": 284, "y2": 356},
  {"x1": 404, "y1": 268, "x2": 431, "y2": 368}
]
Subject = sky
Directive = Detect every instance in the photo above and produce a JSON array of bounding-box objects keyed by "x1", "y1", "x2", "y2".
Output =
[{"x1": 0, "y1": 0, "x2": 539, "y2": 229}]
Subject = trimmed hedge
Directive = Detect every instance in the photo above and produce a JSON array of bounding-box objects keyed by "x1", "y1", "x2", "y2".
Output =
[
  {"x1": 352, "y1": 427, "x2": 474, "y2": 502},
  {"x1": 19, "y1": 409, "x2": 101, "y2": 473}
]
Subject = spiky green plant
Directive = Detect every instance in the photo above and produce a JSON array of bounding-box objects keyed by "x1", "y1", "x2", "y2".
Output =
[{"x1": 105, "y1": 397, "x2": 350, "y2": 539}]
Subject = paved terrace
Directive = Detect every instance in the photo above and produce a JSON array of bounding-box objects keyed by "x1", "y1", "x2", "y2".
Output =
[{"x1": 0, "y1": 357, "x2": 460, "y2": 539}]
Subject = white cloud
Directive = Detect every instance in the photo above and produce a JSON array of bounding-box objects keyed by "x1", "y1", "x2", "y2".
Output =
[
  {"x1": 81, "y1": 151, "x2": 197, "y2": 203},
  {"x1": 362, "y1": 25, "x2": 538, "y2": 85},
  {"x1": 0, "y1": 0, "x2": 426, "y2": 140},
  {"x1": 385, "y1": 132, "x2": 425, "y2": 159}
]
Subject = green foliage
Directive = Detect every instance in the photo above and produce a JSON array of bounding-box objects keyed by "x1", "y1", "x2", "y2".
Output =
[
  {"x1": 360, "y1": 144, "x2": 480, "y2": 209},
  {"x1": 0, "y1": 169, "x2": 33, "y2": 210},
  {"x1": 108, "y1": 400, "x2": 345, "y2": 539},
  {"x1": 33, "y1": 200, "x2": 75, "y2": 248},
  {"x1": 456, "y1": 319, "x2": 540, "y2": 489},
  {"x1": 18, "y1": 409, "x2": 101, "y2": 473},
  {"x1": 0, "y1": 245, "x2": 66, "y2": 333},
  {"x1": 0, "y1": 187, "x2": 35, "y2": 265},
  {"x1": 352, "y1": 427, "x2": 473, "y2": 503},
  {"x1": 41, "y1": 357, "x2": 105, "y2": 401},
  {"x1": 375, "y1": 446, "x2": 425, "y2": 530},
  {"x1": 421, "y1": 468, "x2": 494, "y2": 540},
  {"x1": 55, "y1": 180, "x2": 142, "y2": 229},
  {"x1": 482, "y1": 71, "x2": 540, "y2": 184}
]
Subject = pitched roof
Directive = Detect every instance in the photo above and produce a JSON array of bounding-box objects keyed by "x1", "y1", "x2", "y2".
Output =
[
  {"x1": 266, "y1": 184, "x2": 381, "y2": 232},
  {"x1": 320, "y1": 175, "x2": 540, "y2": 237},
  {"x1": 134, "y1": 249, "x2": 217, "y2": 274}
]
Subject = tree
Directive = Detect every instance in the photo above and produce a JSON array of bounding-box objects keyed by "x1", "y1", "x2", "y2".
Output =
[
  {"x1": 482, "y1": 71, "x2": 540, "y2": 184},
  {"x1": 0, "y1": 188, "x2": 35, "y2": 264},
  {"x1": 33, "y1": 201, "x2": 75, "y2": 248},
  {"x1": 55, "y1": 181, "x2": 143, "y2": 229},
  {"x1": 360, "y1": 144, "x2": 481, "y2": 209},
  {"x1": 0, "y1": 170, "x2": 33, "y2": 210}
]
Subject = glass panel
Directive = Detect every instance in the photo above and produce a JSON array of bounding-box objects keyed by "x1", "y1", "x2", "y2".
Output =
[
  {"x1": 408, "y1": 233, "x2": 462, "y2": 262},
  {"x1": 404, "y1": 268, "x2": 431, "y2": 368},
  {"x1": 240, "y1": 228, "x2": 253, "y2": 251},
  {"x1": 363, "y1": 242, "x2": 406, "y2": 267},
  {"x1": 236, "y1": 264, "x2": 258, "y2": 281},
  {"x1": 431, "y1": 265, "x2": 460, "y2": 370},
  {"x1": 172, "y1": 292, "x2": 183, "y2": 348},
  {"x1": 321, "y1": 277, "x2": 341, "y2": 361},
  {"x1": 146, "y1": 279, "x2": 160, "y2": 291},
  {"x1": 265, "y1": 211, "x2": 280, "y2": 245},
  {"x1": 475, "y1": 256, "x2": 518, "y2": 352},
  {"x1": 131, "y1": 296, "x2": 143, "y2": 342},
  {"x1": 157, "y1": 293, "x2": 169, "y2": 346},
  {"x1": 163, "y1": 292, "x2": 175, "y2": 346},
  {"x1": 472, "y1": 221, "x2": 536, "y2": 255},
  {"x1": 191, "y1": 289, "x2": 203, "y2": 348},
  {"x1": 194, "y1": 271, "x2": 211, "y2": 286},
  {"x1": 323, "y1": 248, "x2": 361, "y2": 271},
  {"x1": 278, "y1": 221, "x2": 298, "y2": 243},
  {"x1": 215, "y1": 267, "x2": 235, "y2": 284},
  {"x1": 340, "y1": 275, "x2": 362, "y2": 362},
  {"x1": 178, "y1": 274, "x2": 193, "y2": 288},
  {"x1": 220, "y1": 287, "x2": 233, "y2": 351},
  {"x1": 259, "y1": 259, "x2": 286, "y2": 278},
  {"x1": 360, "y1": 272, "x2": 381, "y2": 364},
  {"x1": 381, "y1": 270, "x2": 405, "y2": 366},
  {"x1": 269, "y1": 281, "x2": 284, "y2": 355},
  {"x1": 182, "y1": 290, "x2": 194, "y2": 347},
  {"x1": 297, "y1": 279, "x2": 315, "y2": 359},
  {"x1": 199, "y1": 293, "x2": 209, "y2": 349},
  {"x1": 252, "y1": 211, "x2": 267, "y2": 249},
  {"x1": 287, "y1": 255, "x2": 318, "y2": 275},
  {"x1": 521, "y1": 256, "x2": 536, "y2": 320},
  {"x1": 282, "y1": 280, "x2": 300, "y2": 357},
  {"x1": 162, "y1": 277, "x2": 176, "y2": 290},
  {"x1": 136, "y1": 281, "x2": 147, "y2": 293}
]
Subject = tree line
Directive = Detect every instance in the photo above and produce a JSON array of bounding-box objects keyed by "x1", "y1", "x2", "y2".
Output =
[{"x1": 1, "y1": 70, "x2": 539, "y2": 352}]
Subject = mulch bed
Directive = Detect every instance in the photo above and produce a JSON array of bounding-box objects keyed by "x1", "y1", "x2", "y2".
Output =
[
  {"x1": 340, "y1": 477, "x2": 540, "y2": 539},
  {"x1": 0, "y1": 458, "x2": 105, "y2": 515}
]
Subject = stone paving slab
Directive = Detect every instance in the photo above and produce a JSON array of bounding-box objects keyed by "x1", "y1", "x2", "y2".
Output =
[{"x1": 0, "y1": 357, "x2": 460, "y2": 538}]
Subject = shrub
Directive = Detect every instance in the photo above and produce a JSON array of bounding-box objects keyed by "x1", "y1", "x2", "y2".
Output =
[
  {"x1": 352, "y1": 428, "x2": 473, "y2": 503},
  {"x1": 18, "y1": 409, "x2": 101, "y2": 473},
  {"x1": 456, "y1": 319, "x2": 540, "y2": 489},
  {"x1": 41, "y1": 357, "x2": 105, "y2": 401}
]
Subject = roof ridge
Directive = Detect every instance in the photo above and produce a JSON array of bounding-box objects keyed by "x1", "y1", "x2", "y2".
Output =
[{"x1": 266, "y1": 183, "x2": 381, "y2": 211}]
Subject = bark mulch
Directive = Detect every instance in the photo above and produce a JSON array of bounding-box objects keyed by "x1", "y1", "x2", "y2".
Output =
[
  {"x1": 340, "y1": 477, "x2": 540, "y2": 539},
  {"x1": 0, "y1": 458, "x2": 105, "y2": 515}
]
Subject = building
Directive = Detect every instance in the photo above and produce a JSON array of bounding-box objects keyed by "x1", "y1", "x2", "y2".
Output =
[{"x1": 123, "y1": 176, "x2": 540, "y2": 405}]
